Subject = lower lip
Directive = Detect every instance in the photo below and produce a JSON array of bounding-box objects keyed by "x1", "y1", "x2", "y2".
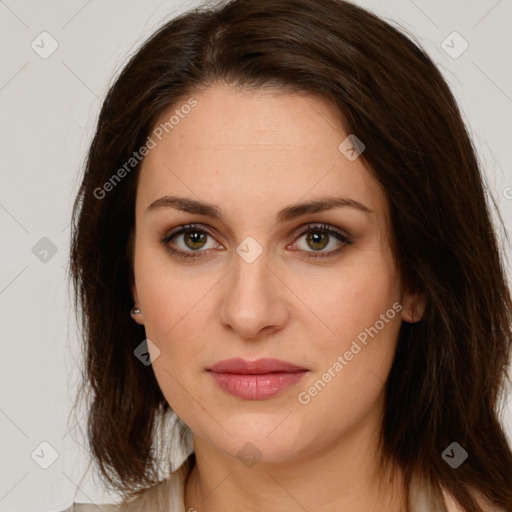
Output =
[{"x1": 208, "y1": 371, "x2": 308, "y2": 400}]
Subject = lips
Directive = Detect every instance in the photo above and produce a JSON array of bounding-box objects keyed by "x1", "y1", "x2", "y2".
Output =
[
  {"x1": 208, "y1": 357, "x2": 307, "y2": 374},
  {"x1": 207, "y1": 358, "x2": 309, "y2": 400}
]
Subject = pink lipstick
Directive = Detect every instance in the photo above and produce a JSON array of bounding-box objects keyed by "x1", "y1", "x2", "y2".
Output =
[{"x1": 207, "y1": 357, "x2": 308, "y2": 400}]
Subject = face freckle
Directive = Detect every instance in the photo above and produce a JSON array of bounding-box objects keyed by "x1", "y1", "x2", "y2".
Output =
[{"x1": 130, "y1": 83, "x2": 411, "y2": 465}]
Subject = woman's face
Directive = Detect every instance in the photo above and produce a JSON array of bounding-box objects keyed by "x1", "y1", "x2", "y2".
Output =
[{"x1": 131, "y1": 83, "x2": 416, "y2": 463}]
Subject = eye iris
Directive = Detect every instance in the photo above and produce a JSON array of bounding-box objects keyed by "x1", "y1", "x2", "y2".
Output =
[
  {"x1": 184, "y1": 230, "x2": 207, "y2": 250},
  {"x1": 307, "y1": 231, "x2": 328, "y2": 251}
]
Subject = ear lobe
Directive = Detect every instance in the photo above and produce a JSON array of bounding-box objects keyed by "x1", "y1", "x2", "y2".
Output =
[
  {"x1": 402, "y1": 289, "x2": 427, "y2": 323},
  {"x1": 130, "y1": 308, "x2": 145, "y2": 325},
  {"x1": 130, "y1": 284, "x2": 144, "y2": 325}
]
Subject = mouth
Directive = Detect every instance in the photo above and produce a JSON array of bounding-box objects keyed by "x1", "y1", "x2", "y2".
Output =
[{"x1": 207, "y1": 358, "x2": 309, "y2": 400}]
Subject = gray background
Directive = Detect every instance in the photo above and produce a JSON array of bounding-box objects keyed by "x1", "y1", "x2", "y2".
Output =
[{"x1": 1, "y1": 0, "x2": 511, "y2": 510}]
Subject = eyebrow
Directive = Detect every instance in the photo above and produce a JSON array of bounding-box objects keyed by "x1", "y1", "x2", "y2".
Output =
[{"x1": 146, "y1": 195, "x2": 373, "y2": 222}]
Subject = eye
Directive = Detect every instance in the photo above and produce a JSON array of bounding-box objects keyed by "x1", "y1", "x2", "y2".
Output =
[
  {"x1": 159, "y1": 224, "x2": 218, "y2": 259},
  {"x1": 290, "y1": 223, "x2": 354, "y2": 258},
  {"x1": 158, "y1": 222, "x2": 354, "y2": 260}
]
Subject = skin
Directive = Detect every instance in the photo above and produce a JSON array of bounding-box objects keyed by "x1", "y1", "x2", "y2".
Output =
[{"x1": 131, "y1": 83, "x2": 426, "y2": 512}]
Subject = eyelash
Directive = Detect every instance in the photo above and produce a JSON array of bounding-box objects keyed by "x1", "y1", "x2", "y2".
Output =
[{"x1": 158, "y1": 223, "x2": 354, "y2": 260}]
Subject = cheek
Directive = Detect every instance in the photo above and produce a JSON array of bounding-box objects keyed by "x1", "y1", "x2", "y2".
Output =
[
  {"x1": 139, "y1": 284, "x2": 209, "y2": 427},
  {"x1": 134, "y1": 242, "x2": 215, "y2": 341},
  {"x1": 293, "y1": 302, "x2": 402, "y2": 448},
  {"x1": 134, "y1": 267, "x2": 216, "y2": 402},
  {"x1": 293, "y1": 250, "x2": 401, "y2": 344},
  {"x1": 294, "y1": 248, "x2": 402, "y2": 402}
]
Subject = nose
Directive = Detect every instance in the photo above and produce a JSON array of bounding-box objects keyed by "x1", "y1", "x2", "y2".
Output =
[{"x1": 218, "y1": 249, "x2": 290, "y2": 340}]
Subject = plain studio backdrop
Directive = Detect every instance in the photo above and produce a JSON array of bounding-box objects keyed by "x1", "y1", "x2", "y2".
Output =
[{"x1": 0, "y1": 0, "x2": 511, "y2": 511}]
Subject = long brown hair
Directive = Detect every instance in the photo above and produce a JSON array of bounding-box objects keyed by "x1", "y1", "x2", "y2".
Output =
[{"x1": 69, "y1": 0, "x2": 512, "y2": 510}]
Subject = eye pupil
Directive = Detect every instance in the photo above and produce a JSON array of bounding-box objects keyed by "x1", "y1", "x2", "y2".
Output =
[{"x1": 307, "y1": 231, "x2": 328, "y2": 251}]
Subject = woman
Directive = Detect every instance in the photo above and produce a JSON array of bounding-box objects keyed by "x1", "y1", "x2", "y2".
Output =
[{"x1": 67, "y1": 0, "x2": 512, "y2": 510}]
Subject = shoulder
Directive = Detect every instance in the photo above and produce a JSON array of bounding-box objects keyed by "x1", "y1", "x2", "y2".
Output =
[
  {"x1": 62, "y1": 488, "x2": 172, "y2": 512},
  {"x1": 63, "y1": 453, "x2": 195, "y2": 512},
  {"x1": 411, "y1": 471, "x2": 507, "y2": 512},
  {"x1": 441, "y1": 485, "x2": 507, "y2": 512},
  {"x1": 61, "y1": 505, "x2": 122, "y2": 512},
  {"x1": 61, "y1": 479, "x2": 179, "y2": 512}
]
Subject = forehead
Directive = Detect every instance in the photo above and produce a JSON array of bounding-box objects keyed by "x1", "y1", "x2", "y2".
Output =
[{"x1": 137, "y1": 84, "x2": 387, "y2": 222}]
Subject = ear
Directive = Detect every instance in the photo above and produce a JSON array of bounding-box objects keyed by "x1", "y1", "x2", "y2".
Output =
[
  {"x1": 401, "y1": 287, "x2": 427, "y2": 324},
  {"x1": 130, "y1": 283, "x2": 145, "y2": 325}
]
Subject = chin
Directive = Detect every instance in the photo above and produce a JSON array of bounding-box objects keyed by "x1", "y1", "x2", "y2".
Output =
[{"x1": 199, "y1": 417, "x2": 313, "y2": 465}]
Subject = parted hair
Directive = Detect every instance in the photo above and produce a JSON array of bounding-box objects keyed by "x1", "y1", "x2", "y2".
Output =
[{"x1": 69, "y1": 0, "x2": 512, "y2": 510}]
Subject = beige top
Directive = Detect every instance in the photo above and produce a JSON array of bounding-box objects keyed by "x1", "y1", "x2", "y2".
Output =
[{"x1": 62, "y1": 453, "x2": 505, "y2": 512}]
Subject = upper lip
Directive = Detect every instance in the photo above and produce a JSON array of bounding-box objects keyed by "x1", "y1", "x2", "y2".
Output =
[{"x1": 208, "y1": 357, "x2": 308, "y2": 374}]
